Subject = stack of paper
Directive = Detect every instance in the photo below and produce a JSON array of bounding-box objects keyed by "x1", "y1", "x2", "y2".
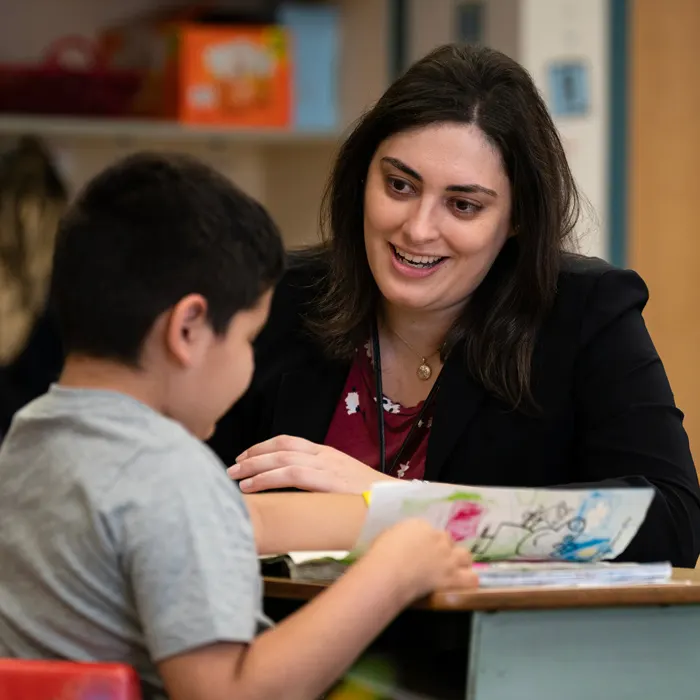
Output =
[{"x1": 474, "y1": 561, "x2": 673, "y2": 588}]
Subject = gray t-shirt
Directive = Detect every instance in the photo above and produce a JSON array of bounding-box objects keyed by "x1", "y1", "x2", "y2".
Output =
[{"x1": 0, "y1": 385, "x2": 266, "y2": 697}]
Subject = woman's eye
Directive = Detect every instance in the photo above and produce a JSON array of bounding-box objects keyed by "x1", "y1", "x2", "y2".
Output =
[
  {"x1": 450, "y1": 198, "x2": 481, "y2": 216},
  {"x1": 387, "y1": 177, "x2": 415, "y2": 196}
]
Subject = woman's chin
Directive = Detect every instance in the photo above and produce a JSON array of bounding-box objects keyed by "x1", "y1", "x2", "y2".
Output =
[{"x1": 376, "y1": 283, "x2": 437, "y2": 312}]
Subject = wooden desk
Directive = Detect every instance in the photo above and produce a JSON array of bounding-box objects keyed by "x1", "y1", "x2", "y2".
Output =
[{"x1": 264, "y1": 569, "x2": 700, "y2": 700}]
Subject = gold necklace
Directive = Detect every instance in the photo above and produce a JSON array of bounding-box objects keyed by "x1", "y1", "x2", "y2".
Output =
[{"x1": 390, "y1": 329, "x2": 440, "y2": 381}]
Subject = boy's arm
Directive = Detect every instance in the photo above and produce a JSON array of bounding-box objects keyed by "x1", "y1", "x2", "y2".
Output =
[
  {"x1": 127, "y1": 449, "x2": 472, "y2": 700},
  {"x1": 244, "y1": 493, "x2": 367, "y2": 555},
  {"x1": 157, "y1": 533, "x2": 419, "y2": 700}
]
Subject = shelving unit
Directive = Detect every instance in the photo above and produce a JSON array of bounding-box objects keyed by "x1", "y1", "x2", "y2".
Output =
[
  {"x1": 0, "y1": 0, "x2": 392, "y2": 248},
  {"x1": 0, "y1": 115, "x2": 341, "y2": 145}
]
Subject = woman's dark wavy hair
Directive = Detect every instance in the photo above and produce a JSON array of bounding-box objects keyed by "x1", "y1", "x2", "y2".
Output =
[{"x1": 304, "y1": 43, "x2": 580, "y2": 409}]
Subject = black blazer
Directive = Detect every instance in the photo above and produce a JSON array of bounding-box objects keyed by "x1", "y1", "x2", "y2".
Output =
[
  {"x1": 210, "y1": 252, "x2": 700, "y2": 567},
  {"x1": 0, "y1": 307, "x2": 63, "y2": 435}
]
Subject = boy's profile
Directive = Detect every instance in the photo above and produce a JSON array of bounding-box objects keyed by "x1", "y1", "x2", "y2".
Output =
[{"x1": 0, "y1": 153, "x2": 475, "y2": 700}]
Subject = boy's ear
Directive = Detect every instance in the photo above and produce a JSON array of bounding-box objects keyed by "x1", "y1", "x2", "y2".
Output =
[{"x1": 165, "y1": 294, "x2": 211, "y2": 367}]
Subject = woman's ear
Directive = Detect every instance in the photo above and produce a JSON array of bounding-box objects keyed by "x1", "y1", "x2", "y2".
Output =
[{"x1": 165, "y1": 294, "x2": 210, "y2": 368}]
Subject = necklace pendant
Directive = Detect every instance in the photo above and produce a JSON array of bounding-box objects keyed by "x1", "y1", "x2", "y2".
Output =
[{"x1": 417, "y1": 361, "x2": 432, "y2": 381}]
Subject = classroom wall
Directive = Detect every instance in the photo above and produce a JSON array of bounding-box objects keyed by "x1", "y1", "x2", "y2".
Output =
[
  {"x1": 518, "y1": 0, "x2": 609, "y2": 260},
  {"x1": 629, "y1": 0, "x2": 700, "y2": 459}
]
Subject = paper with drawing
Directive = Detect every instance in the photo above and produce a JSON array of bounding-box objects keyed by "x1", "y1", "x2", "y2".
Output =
[{"x1": 355, "y1": 482, "x2": 654, "y2": 562}]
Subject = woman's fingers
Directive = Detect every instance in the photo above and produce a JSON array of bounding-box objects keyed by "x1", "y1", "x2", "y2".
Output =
[
  {"x1": 237, "y1": 465, "x2": 340, "y2": 493},
  {"x1": 229, "y1": 440, "x2": 392, "y2": 493},
  {"x1": 228, "y1": 450, "x2": 314, "y2": 478},
  {"x1": 235, "y1": 435, "x2": 319, "y2": 462}
]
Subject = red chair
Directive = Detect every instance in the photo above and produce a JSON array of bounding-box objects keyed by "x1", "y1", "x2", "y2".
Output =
[{"x1": 0, "y1": 658, "x2": 142, "y2": 700}]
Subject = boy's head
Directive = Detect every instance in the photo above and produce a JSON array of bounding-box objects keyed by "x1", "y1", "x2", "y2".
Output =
[{"x1": 52, "y1": 152, "x2": 284, "y2": 438}]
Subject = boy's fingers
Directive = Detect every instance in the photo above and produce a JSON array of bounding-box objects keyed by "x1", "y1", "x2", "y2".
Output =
[
  {"x1": 461, "y1": 569, "x2": 479, "y2": 588},
  {"x1": 455, "y1": 547, "x2": 473, "y2": 566},
  {"x1": 440, "y1": 568, "x2": 479, "y2": 592}
]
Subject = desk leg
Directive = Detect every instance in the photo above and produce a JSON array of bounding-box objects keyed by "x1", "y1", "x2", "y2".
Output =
[{"x1": 466, "y1": 605, "x2": 700, "y2": 700}]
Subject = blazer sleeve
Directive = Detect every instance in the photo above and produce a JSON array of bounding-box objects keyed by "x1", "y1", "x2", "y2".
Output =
[
  {"x1": 572, "y1": 268, "x2": 700, "y2": 566},
  {"x1": 208, "y1": 315, "x2": 283, "y2": 468},
  {"x1": 208, "y1": 383, "x2": 269, "y2": 469}
]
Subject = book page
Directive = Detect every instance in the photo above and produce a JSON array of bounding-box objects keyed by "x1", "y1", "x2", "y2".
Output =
[{"x1": 355, "y1": 482, "x2": 655, "y2": 562}]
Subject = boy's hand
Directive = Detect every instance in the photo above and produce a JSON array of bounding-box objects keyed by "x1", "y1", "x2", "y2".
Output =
[{"x1": 365, "y1": 519, "x2": 478, "y2": 602}]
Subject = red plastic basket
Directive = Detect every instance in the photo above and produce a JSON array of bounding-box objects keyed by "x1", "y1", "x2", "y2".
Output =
[{"x1": 0, "y1": 36, "x2": 144, "y2": 117}]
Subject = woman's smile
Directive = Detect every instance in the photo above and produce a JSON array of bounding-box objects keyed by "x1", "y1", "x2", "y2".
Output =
[{"x1": 388, "y1": 242, "x2": 449, "y2": 278}]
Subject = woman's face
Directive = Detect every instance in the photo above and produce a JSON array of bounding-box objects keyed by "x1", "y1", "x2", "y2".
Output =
[{"x1": 363, "y1": 123, "x2": 513, "y2": 317}]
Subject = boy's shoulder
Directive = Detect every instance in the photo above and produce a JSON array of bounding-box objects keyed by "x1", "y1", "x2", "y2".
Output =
[
  {"x1": 4, "y1": 386, "x2": 234, "y2": 508},
  {"x1": 1, "y1": 386, "x2": 251, "y2": 571}
]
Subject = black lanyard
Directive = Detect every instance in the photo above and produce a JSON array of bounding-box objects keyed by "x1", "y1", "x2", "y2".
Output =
[{"x1": 371, "y1": 319, "x2": 441, "y2": 474}]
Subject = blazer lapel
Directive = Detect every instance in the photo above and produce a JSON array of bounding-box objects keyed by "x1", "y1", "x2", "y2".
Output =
[
  {"x1": 271, "y1": 359, "x2": 350, "y2": 445},
  {"x1": 425, "y1": 349, "x2": 486, "y2": 482}
]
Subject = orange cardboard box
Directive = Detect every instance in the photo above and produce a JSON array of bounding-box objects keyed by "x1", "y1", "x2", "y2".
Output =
[{"x1": 102, "y1": 14, "x2": 292, "y2": 128}]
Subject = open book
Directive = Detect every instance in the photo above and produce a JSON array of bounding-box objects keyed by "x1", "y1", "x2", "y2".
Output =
[{"x1": 262, "y1": 482, "x2": 672, "y2": 587}]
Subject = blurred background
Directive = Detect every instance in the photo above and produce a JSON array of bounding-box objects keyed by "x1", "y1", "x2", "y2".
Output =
[{"x1": 0, "y1": 0, "x2": 696, "y2": 462}]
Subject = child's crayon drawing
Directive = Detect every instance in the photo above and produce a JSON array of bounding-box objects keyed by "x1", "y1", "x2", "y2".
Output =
[{"x1": 356, "y1": 483, "x2": 654, "y2": 562}]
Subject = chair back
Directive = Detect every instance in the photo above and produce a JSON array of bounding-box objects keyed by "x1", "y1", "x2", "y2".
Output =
[{"x1": 0, "y1": 658, "x2": 142, "y2": 700}]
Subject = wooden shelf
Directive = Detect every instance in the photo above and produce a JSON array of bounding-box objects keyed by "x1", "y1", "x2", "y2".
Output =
[{"x1": 0, "y1": 115, "x2": 342, "y2": 146}]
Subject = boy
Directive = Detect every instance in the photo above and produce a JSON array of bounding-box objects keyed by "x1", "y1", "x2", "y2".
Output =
[{"x1": 0, "y1": 153, "x2": 475, "y2": 700}]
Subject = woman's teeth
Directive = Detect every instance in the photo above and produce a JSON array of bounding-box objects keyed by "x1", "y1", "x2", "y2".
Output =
[{"x1": 392, "y1": 244, "x2": 445, "y2": 268}]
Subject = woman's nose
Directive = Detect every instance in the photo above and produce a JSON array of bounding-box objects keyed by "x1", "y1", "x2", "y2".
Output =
[{"x1": 403, "y1": 200, "x2": 440, "y2": 245}]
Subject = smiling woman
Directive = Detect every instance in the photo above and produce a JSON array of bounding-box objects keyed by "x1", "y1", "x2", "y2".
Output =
[{"x1": 209, "y1": 43, "x2": 700, "y2": 567}]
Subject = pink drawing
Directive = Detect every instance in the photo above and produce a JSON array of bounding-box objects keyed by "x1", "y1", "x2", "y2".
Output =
[{"x1": 446, "y1": 501, "x2": 484, "y2": 542}]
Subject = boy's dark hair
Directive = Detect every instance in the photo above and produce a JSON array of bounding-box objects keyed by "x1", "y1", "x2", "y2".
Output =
[{"x1": 51, "y1": 151, "x2": 284, "y2": 365}]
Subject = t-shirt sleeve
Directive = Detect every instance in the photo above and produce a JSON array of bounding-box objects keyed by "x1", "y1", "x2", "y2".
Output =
[{"x1": 108, "y1": 441, "x2": 262, "y2": 662}]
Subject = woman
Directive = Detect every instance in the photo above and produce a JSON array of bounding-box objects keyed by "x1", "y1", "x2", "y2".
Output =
[{"x1": 210, "y1": 44, "x2": 700, "y2": 566}]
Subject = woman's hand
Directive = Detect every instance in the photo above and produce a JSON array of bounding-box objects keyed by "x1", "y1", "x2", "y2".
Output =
[{"x1": 228, "y1": 435, "x2": 399, "y2": 494}]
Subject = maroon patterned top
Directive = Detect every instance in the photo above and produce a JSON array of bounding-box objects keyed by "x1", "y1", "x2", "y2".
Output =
[{"x1": 324, "y1": 341, "x2": 434, "y2": 480}]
